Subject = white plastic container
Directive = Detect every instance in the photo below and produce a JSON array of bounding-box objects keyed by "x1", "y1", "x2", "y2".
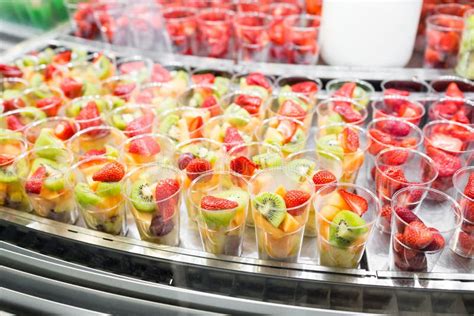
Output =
[{"x1": 320, "y1": 0, "x2": 422, "y2": 67}]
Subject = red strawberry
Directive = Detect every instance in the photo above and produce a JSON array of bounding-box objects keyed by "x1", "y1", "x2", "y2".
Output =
[
  {"x1": 6, "y1": 115, "x2": 25, "y2": 131},
  {"x1": 235, "y1": 94, "x2": 262, "y2": 115},
  {"x1": 53, "y1": 50, "x2": 72, "y2": 64},
  {"x1": 393, "y1": 232, "x2": 405, "y2": 253},
  {"x1": 60, "y1": 77, "x2": 83, "y2": 99},
  {"x1": 276, "y1": 119, "x2": 297, "y2": 143},
  {"x1": 278, "y1": 100, "x2": 306, "y2": 118},
  {"x1": 44, "y1": 64, "x2": 59, "y2": 81},
  {"x1": 395, "y1": 206, "x2": 419, "y2": 224},
  {"x1": 25, "y1": 166, "x2": 47, "y2": 194},
  {"x1": 333, "y1": 102, "x2": 363, "y2": 123},
  {"x1": 445, "y1": 82, "x2": 464, "y2": 99},
  {"x1": 0, "y1": 154, "x2": 14, "y2": 166},
  {"x1": 369, "y1": 128, "x2": 393, "y2": 145},
  {"x1": 341, "y1": 127, "x2": 359, "y2": 153},
  {"x1": 124, "y1": 115, "x2": 154, "y2": 138},
  {"x1": 80, "y1": 149, "x2": 106, "y2": 160},
  {"x1": 76, "y1": 101, "x2": 102, "y2": 130},
  {"x1": 188, "y1": 116, "x2": 204, "y2": 138},
  {"x1": 119, "y1": 61, "x2": 145, "y2": 75},
  {"x1": 151, "y1": 64, "x2": 172, "y2": 83},
  {"x1": 457, "y1": 231, "x2": 473, "y2": 256},
  {"x1": 177, "y1": 153, "x2": 195, "y2": 170},
  {"x1": 223, "y1": 127, "x2": 244, "y2": 152},
  {"x1": 424, "y1": 228, "x2": 445, "y2": 251},
  {"x1": 92, "y1": 161, "x2": 125, "y2": 182},
  {"x1": 155, "y1": 178, "x2": 180, "y2": 202},
  {"x1": 156, "y1": 199, "x2": 177, "y2": 221},
  {"x1": 429, "y1": 133, "x2": 463, "y2": 153},
  {"x1": 381, "y1": 204, "x2": 393, "y2": 222},
  {"x1": 230, "y1": 156, "x2": 257, "y2": 177},
  {"x1": 0, "y1": 64, "x2": 22, "y2": 78},
  {"x1": 334, "y1": 82, "x2": 356, "y2": 98},
  {"x1": 191, "y1": 73, "x2": 215, "y2": 85},
  {"x1": 201, "y1": 195, "x2": 238, "y2": 210},
  {"x1": 284, "y1": 190, "x2": 311, "y2": 216},
  {"x1": 403, "y1": 221, "x2": 434, "y2": 250},
  {"x1": 384, "y1": 88, "x2": 410, "y2": 98},
  {"x1": 36, "y1": 96, "x2": 62, "y2": 116},
  {"x1": 312, "y1": 170, "x2": 336, "y2": 191},
  {"x1": 291, "y1": 81, "x2": 318, "y2": 95},
  {"x1": 382, "y1": 149, "x2": 409, "y2": 165},
  {"x1": 339, "y1": 189, "x2": 368, "y2": 216},
  {"x1": 452, "y1": 110, "x2": 470, "y2": 125},
  {"x1": 54, "y1": 121, "x2": 76, "y2": 140},
  {"x1": 201, "y1": 95, "x2": 220, "y2": 116},
  {"x1": 113, "y1": 83, "x2": 136, "y2": 99},
  {"x1": 128, "y1": 136, "x2": 161, "y2": 156},
  {"x1": 186, "y1": 158, "x2": 212, "y2": 180},
  {"x1": 246, "y1": 72, "x2": 271, "y2": 89},
  {"x1": 385, "y1": 120, "x2": 410, "y2": 137},
  {"x1": 426, "y1": 146, "x2": 462, "y2": 177},
  {"x1": 3, "y1": 97, "x2": 25, "y2": 112},
  {"x1": 464, "y1": 173, "x2": 474, "y2": 199}
]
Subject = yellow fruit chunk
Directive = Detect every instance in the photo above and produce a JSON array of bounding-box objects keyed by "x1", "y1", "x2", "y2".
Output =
[
  {"x1": 279, "y1": 213, "x2": 300, "y2": 233},
  {"x1": 343, "y1": 152, "x2": 364, "y2": 173},
  {"x1": 319, "y1": 205, "x2": 340, "y2": 222},
  {"x1": 326, "y1": 191, "x2": 349, "y2": 210},
  {"x1": 275, "y1": 185, "x2": 287, "y2": 198},
  {"x1": 254, "y1": 211, "x2": 284, "y2": 239}
]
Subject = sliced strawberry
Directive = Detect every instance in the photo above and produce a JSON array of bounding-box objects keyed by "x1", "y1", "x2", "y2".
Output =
[
  {"x1": 384, "y1": 88, "x2": 410, "y2": 98},
  {"x1": 128, "y1": 135, "x2": 161, "y2": 156},
  {"x1": 223, "y1": 127, "x2": 245, "y2": 152},
  {"x1": 235, "y1": 94, "x2": 262, "y2": 113},
  {"x1": 424, "y1": 227, "x2": 445, "y2": 251},
  {"x1": 291, "y1": 81, "x2": 318, "y2": 95},
  {"x1": 381, "y1": 166, "x2": 408, "y2": 186},
  {"x1": 35, "y1": 96, "x2": 62, "y2": 117},
  {"x1": 192, "y1": 73, "x2": 215, "y2": 85},
  {"x1": 53, "y1": 50, "x2": 72, "y2": 64},
  {"x1": 452, "y1": 110, "x2": 470, "y2": 124},
  {"x1": 333, "y1": 102, "x2": 363, "y2": 123},
  {"x1": 155, "y1": 178, "x2": 180, "y2": 202},
  {"x1": 3, "y1": 97, "x2": 25, "y2": 112},
  {"x1": 385, "y1": 120, "x2": 410, "y2": 137},
  {"x1": 188, "y1": 116, "x2": 204, "y2": 138},
  {"x1": 119, "y1": 61, "x2": 145, "y2": 75},
  {"x1": 201, "y1": 95, "x2": 220, "y2": 116},
  {"x1": 76, "y1": 101, "x2": 102, "y2": 130},
  {"x1": 246, "y1": 72, "x2": 271, "y2": 89},
  {"x1": 429, "y1": 133, "x2": 463, "y2": 153},
  {"x1": 113, "y1": 83, "x2": 136, "y2": 98},
  {"x1": 201, "y1": 195, "x2": 238, "y2": 210},
  {"x1": 151, "y1": 64, "x2": 172, "y2": 83},
  {"x1": 382, "y1": 149, "x2": 409, "y2": 165},
  {"x1": 25, "y1": 166, "x2": 47, "y2": 194},
  {"x1": 54, "y1": 121, "x2": 76, "y2": 140},
  {"x1": 80, "y1": 149, "x2": 106, "y2": 160},
  {"x1": 276, "y1": 119, "x2": 297, "y2": 143},
  {"x1": 0, "y1": 154, "x2": 14, "y2": 166},
  {"x1": 177, "y1": 153, "x2": 195, "y2": 170},
  {"x1": 333, "y1": 82, "x2": 356, "y2": 98},
  {"x1": 369, "y1": 129, "x2": 393, "y2": 145},
  {"x1": 124, "y1": 115, "x2": 154, "y2": 138},
  {"x1": 284, "y1": 190, "x2": 311, "y2": 216},
  {"x1": 381, "y1": 204, "x2": 393, "y2": 222},
  {"x1": 403, "y1": 221, "x2": 434, "y2": 250},
  {"x1": 230, "y1": 156, "x2": 257, "y2": 177},
  {"x1": 92, "y1": 161, "x2": 125, "y2": 182},
  {"x1": 464, "y1": 173, "x2": 474, "y2": 199},
  {"x1": 278, "y1": 99, "x2": 306, "y2": 118},
  {"x1": 312, "y1": 170, "x2": 336, "y2": 191},
  {"x1": 338, "y1": 189, "x2": 368, "y2": 216},
  {"x1": 0, "y1": 64, "x2": 22, "y2": 78},
  {"x1": 44, "y1": 64, "x2": 59, "y2": 81},
  {"x1": 341, "y1": 127, "x2": 359, "y2": 153},
  {"x1": 445, "y1": 82, "x2": 464, "y2": 99},
  {"x1": 395, "y1": 206, "x2": 419, "y2": 224},
  {"x1": 457, "y1": 231, "x2": 473, "y2": 257},
  {"x1": 60, "y1": 77, "x2": 83, "y2": 99},
  {"x1": 426, "y1": 146, "x2": 462, "y2": 177},
  {"x1": 6, "y1": 115, "x2": 25, "y2": 131},
  {"x1": 186, "y1": 158, "x2": 212, "y2": 180}
]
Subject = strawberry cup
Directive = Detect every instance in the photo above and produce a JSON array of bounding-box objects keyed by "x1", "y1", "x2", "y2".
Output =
[
  {"x1": 176, "y1": 138, "x2": 223, "y2": 221},
  {"x1": 423, "y1": 121, "x2": 474, "y2": 194},
  {"x1": 67, "y1": 125, "x2": 126, "y2": 162},
  {"x1": 390, "y1": 187, "x2": 462, "y2": 272},
  {"x1": 286, "y1": 149, "x2": 343, "y2": 237},
  {"x1": 102, "y1": 75, "x2": 139, "y2": 102},
  {"x1": 256, "y1": 116, "x2": 308, "y2": 158},
  {"x1": 64, "y1": 0, "x2": 100, "y2": 40},
  {"x1": 20, "y1": 86, "x2": 65, "y2": 117},
  {"x1": 424, "y1": 14, "x2": 464, "y2": 69},
  {"x1": 24, "y1": 117, "x2": 80, "y2": 148},
  {"x1": 0, "y1": 134, "x2": 30, "y2": 212},
  {"x1": 0, "y1": 108, "x2": 47, "y2": 133},
  {"x1": 234, "y1": 12, "x2": 272, "y2": 62},
  {"x1": 314, "y1": 183, "x2": 380, "y2": 268},
  {"x1": 0, "y1": 78, "x2": 29, "y2": 112},
  {"x1": 117, "y1": 56, "x2": 153, "y2": 84},
  {"x1": 428, "y1": 98, "x2": 474, "y2": 125},
  {"x1": 19, "y1": 146, "x2": 77, "y2": 223},
  {"x1": 189, "y1": 171, "x2": 249, "y2": 256},
  {"x1": 177, "y1": 84, "x2": 224, "y2": 117},
  {"x1": 326, "y1": 79, "x2": 375, "y2": 109},
  {"x1": 315, "y1": 98, "x2": 368, "y2": 128},
  {"x1": 232, "y1": 72, "x2": 274, "y2": 101},
  {"x1": 201, "y1": 115, "x2": 256, "y2": 147},
  {"x1": 157, "y1": 107, "x2": 211, "y2": 144},
  {"x1": 61, "y1": 96, "x2": 112, "y2": 132},
  {"x1": 72, "y1": 157, "x2": 127, "y2": 235},
  {"x1": 92, "y1": 1, "x2": 131, "y2": 47},
  {"x1": 266, "y1": 93, "x2": 313, "y2": 133},
  {"x1": 282, "y1": 14, "x2": 321, "y2": 65},
  {"x1": 163, "y1": 7, "x2": 198, "y2": 55},
  {"x1": 374, "y1": 148, "x2": 438, "y2": 234},
  {"x1": 125, "y1": 164, "x2": 183, "y2": 246},
  {"x1": 275, "y1": 75, "x2": 322, "y2": 104},
  {"x1": 249, "y1": 166, "x2": 315, "y2": 262},
  {"x1": 430, "y1": 76, "x2": 474, "y2": 94},
  {"x1": 313, "y1": 123, "x2": 367, "y2": 184},
  {"x1": 107, "y1": 104, "x2": 156, "y2": 138},
  {"x1": 220, "y1": 90, "x2": 268, "y2": 121},
  {"x1": 191, "y1": 69, "x2": 232, "y2": 98},
  {"x1": 120, "y1": 133, "x2": 175, "y2": 170},
  {"x1": 452, "y1": 166, "x2": 474, "y2": 259},
  {"x1": 196, "y1": 8, "x2": 235, "y2": 59},
  {"x1": 371, "y1": 95, "x2": 426, "y2": 126}
]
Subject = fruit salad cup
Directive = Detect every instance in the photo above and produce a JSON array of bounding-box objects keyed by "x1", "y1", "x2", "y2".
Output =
[
  {"x1": 62, "y1": 96, "x2": 112, "y2": 131},
  {"x1": 120, "y1": 133, "x2": 175, "y2": 170},
  {"x1": 0, "y1": 134, "x2": 30, "y2": 212},
  {"x1": 430, "y1": 76, "x2": 474, "y2": 94},
  {"x1": 158, "y1": 107, "x2": 211, "y2": 143},
  {"x1": 326, "y1": 79, "x2": 375, "y2": 109},
  {"x1": 381, "y1": 78, "x2": 432, "y2": 96},
  {"x1": 189, "y1": 171, "x2": 249, "y2": 256},
  {"x1": 177, "y1": 84, "x2": 223, "y2": 117},
  {"x1": 390, "y1": 187, "x2": 462, "y2": 272},
  {"x1": 20, "y1": 85, "x2": 65, "y2": 117},
  {"x1": 286, "y1": 149, "x2": 343, "y2": 237},
  {"x1": 196, "y1": 8, "x2": 235, "y2": 59},
  {"x1": 60, "y1": 51, "x2": 116, "y2": 84},
  {"x1": 283, "y1": 14, "x2": 321, "y2": 65},
  {"x1": 19, "y1": 146, "x2": 77, "y2": 223},
  {"x1": 452, "y1": 166, "x2": 474, "y2": 259},
  {"x1": 374, "y1": 148, "x2": 439, "y2": 234},
  {"x1": 220, "y1": 90, "x2": 267, "y2": 121},
  {"x1": 315, "y1": 98, "x2": 368, "y2": 128},
  {"x1": 314, "y1": 183, "x2": 380, "y2": 268},
  {"x1": 249, "y1": 166, "x2": 314, "y2": 262},
  {"x1": 0, "y1": 107, "x2": 46, "y2": 133},
  {"x1": 314, "y1": 124, "x2": 367, "y2": 184},
  {"x1": 125, "y1": 164, "x2": 183, "y2": 246},
  {"x1": 266, "y1": 93, "x2": 313, "y2": 132},
  {"x1": 92, "y1": 1, "x2": 130, "y2": 47},
  {"x1": 232, "y1": 72, "x2": 274, "y2": 101},
  {"x1": 162, "y1": 7, "x2": 198, "y2": 55},
  {"x1": 256, "y1": 117, "x2": 307, "y2": 157},
  {"x1": 428, "y1": 97, "x2": 474, "y2": 125},
  {"x1": 67, "y1": 125, "x2": 125, "y2": 162},
  {"x1": 72, "y1": 157, "x2": 127, "y2": 235},
  {"x1": 191, "y1": 69, "x2": 232, "y2": 98},
  {"x1": 275, "y1": 75, "x2": 321, "y2": 104},
  {"x1": 107, "y1": 104, "x2": 156, "y2": 138},
  {"x1": 101, "y1": 75, "x2": 139, "y2": 102},
  {"x1": 24, "y1": 117, "x2": 80, "y2": 147},
  {"x1": 233, "y1": 12, "x2": 272, "y2": 62},
  {"x1": 371, "y1": 95, "x2": 426, "y2": 126},
  {"x1": 176, "y1": 138, "x2": 223, "y2": 221},
  {"x1": 424, "y1": 14, "x2": 464, "y2": 69},
  {"x1": 201, "y1": 115, "x2": 255, "y2": 149},
  {"x1": 0, "y1": 78, "x2": 29, "y2": 112},
  {"x1": 116, "y1": 56, "x2": 153, "y2": 84},
  {"x1": 423, "y1": 121, "x2": 474, "y2": 193}
]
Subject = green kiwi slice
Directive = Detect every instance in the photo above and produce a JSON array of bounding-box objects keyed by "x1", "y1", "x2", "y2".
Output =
[
  {"x1": 253, "y1": 192, "x2": 286, "y2": 228},
  {"x1": 329, "y1": 210, "x2": 367, "y2": 248},
  {"x1": 159, "y1": 114, "x2": 179, "y2": 135},
  {"x1": 34, "y1": 129, "x2": 65, "y2": 160},
  {"x1": 282, "y1": 129, "x2": 306, "y2": 154},
  {"x1": 130, "y1": 179, "x2": 155, "y2": 212},
  {"x1": 316, "y1": 134, "x2": 344, "y2": 160},
  {"x1": 224, "y1": 104, "x2": 251, "y2": 127},
  {"x1": 96, "y1": 182, "x2": 121, "y2": 197},
  {"x1": 112, "y1": 114, "x2": 127, "y2": 130},
  {"x1": 251, "y1": 152, "x2": 282, "y2": 169},
  {"x1": 287, "y1": 158, "x2": 316, "y2": 181},
  {"x1": 74, "y1": 183, "x2": 102, "y2": 207},
  {"x1": 43, "y1": 176, "x2": 65, "y2": 191}
]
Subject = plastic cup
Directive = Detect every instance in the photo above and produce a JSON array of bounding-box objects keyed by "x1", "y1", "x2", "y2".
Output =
[
  {"x1": 61, "y1": 95, "x2": 112, "y2": 131},
  {"x1": 234, "y1": 12, "x2": 272, "y2": 62},
  {"x1": 326, "y1": 79, "x2": 375, "y2": 109},
  {"x1": 275, "y1": 75, "x2": 322, "y2": 104},
  {"x1": 162, "y1": 7, "x2": 198, "y2": 55},
  {"x1": 92, "y1": 1, "x2": 131, "y2": 46},
  {"x1": 283, "y1": 14, "x2": 321, "y2": 65},
  {"x1": 374, "y1": 148, "x2": 438, "y2": 234},
  {"x1": 232, "y1": 72, "x2": 274, "y2": 98},
  {"x1": 196, "y1": 8, "x2": 235, "y2": 59},
  {"x1": 67, "y1": 125, "x2": 126, "y2": 162},
  {"x1": 381, "y1": 78, "x2": 432, "y2": 94},
  {"x1": 430, "y1": 76, "x2": 474, "y2": 93},
  {"x1": 120, "y1": 133, "x2": 175, "y2": 170},
  {"x1": 315, "y1": 97, "x2": 368, "y2": 128},
  {"x1": 286, "y1": 149, "x2": 343, "y2": 237},
  {"x1": 390, "y1": 187, "x2": 462, "y2": 272},
  {"x1": 177, "y1": 84, "x2": 223, "y2": 117},
  {"x1": 189, "y1": 171, "x2": 249, "y2": 256},
  {"x1": 314, "y1": 183, "x2": 380, "y2": 268},
  {"x1": 0, "y1": 78, "x2": 29, "y2": 112},
  {"x1": 428, "y1": 97, "x2": 474, "y2": 125},
  {"x1": 220, "y1": 90, "x2": 268, "y2": 121},
  {"x1": 106, "y1": 104, "x2": 156, "y2": 138},
  {"x1": 71, "y1": 157, "x2": 127, "y2": 235},
  {"x1": 125, "y1": 164, "x2": 183, "y2": 246},
  {"x1": 157, "y1": 106, "x2": 211, "y2": 143},
  {"x1": 456, "y1": 8, "x2": 474, "y2": 80},
  {"x1": 265, "y1": 93, "x2": 313, "y2": 133},
  {"x1": 249, "y1": 166, "x2": 315, "y2": 262},
  {"x1": 20, "y1": 86, "x2": 65, "y2": 117},
  {"x1": 371, "y1": 95, "x2": 426, "y2": 126},
  {"x1": 188, "y1": 0, "x2": 235, "y2": 10},
  {"x1": 201, "y1": 115, "x2": 258, "y2": 145},
  {"x1": 191, "y1": 68, "x2": 233, "y2": 98},
  {"x1": 452, "y1": 166, "x2": 474, "y2": 259},
  {"x1": 24, "y1": 117, "x2": 80, "y2": 147},
  {"x1": 101, "y1": 75, "x2": 139, "y2": 101},
  {"x1": 18, "y1": 146, "x2": 76, "y2": 223},
  {"x1": 0, "y1": 108, "x2": 47, "y2": 133}
]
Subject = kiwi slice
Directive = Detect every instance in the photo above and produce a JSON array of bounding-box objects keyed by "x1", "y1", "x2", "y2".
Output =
[
  {"x1": 185, "y1": 145, "x2": 217, "y2": 164},
  {"x1": 74, "y1": 183, "x2": 102, "y2": 207},
  {"x1": 224, "y1": 104, "x2": 251, "y2": 127},
  {"x1": 325, "y1": 114, "x2": 344, "y2": 134},
  {"x1": 96, "y1": 182, "x2": 121, "y2": 197},
  {"x1": 31, "y1": 158, "x2": 59, "y2": 172},
  {"x1": 43, "y1": 176, "x2": 65, "y2": 191},
  {"x1": 21, "y1": 107, "x2": 46, "y2": 120},
  {"x1": 189, "y1": 92, "x2": 204, "y2": 107},
  {"x1": 316, "y1": 134, "x2": 344, "y2": 160},
  {"x1": 34, "y1": 129, "x2": 65, "y2": 160},
  {"x1": 264, "y1": 127, "x2": 284, "y2": 147},
  {"x1": 201, "y1": 205, "x2": 236, "y2": 229},
  {"x1": 287, "y1": 158, "x2": 316, "y2": 181},
  {"x1": 159, "y1": 114, "x2": 180, "y2": 135},
  {"x1": 282, "y1": 129, "x2": 306, "y2": 154},
  {"x1": 277, "y1": 85, "x2": 293, "y2": 104},
  {"x1": 112, "y1": 114, "x2": 127, "y2": 130},
  {"x1": 214, "y1": 77, "x2": 230, "y2": 97},
  {"x1": 131, "y1": 179, "x2": 155, "y2": 212},
  {"x1": 66, "y1": 102, "x2": 82, "y2": 117},
  {"x1": 0, "y1": 167, "x2": 18, "y2": 183},
  {"x1": 329, "y1": 210, "x2": 367, "y2": 248},
  {"x1": 254, "y1": 192, "x2": 286, "y2": 228},
  {"x1": 252, "y1": 152, "x2": 282, "y2": 169}
]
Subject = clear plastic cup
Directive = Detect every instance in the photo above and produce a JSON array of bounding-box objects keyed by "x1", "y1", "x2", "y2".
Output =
[
  {"x1": 0, "y1": 78, "x2": 29, "y2": 112},
  {"x1": 390, "y1": 187, "x2": 462, "y2": 272},
  {"x1": 162, "y1": 7, "x2": 198, "y2": 55},
  {"x1": 234, "y1": 12, "x2": 272, "y2": 62},
  {"x1": 326, "y1": 79, "x2": 375, "y2": 109},
  {"x1": 61, "y1": 95, "x2": 112, "y2": 131},
  {"x1": 92, "y1": 1, "x2": 131, "y2": 47},
  {"x1": 24, "y1": 117, "x2": 80, "y2": 147},
  {"x1": 191, "y1": 68, "x2": 233, "y2": 98},
  {"x1": 428, "y1": 97, "x2": 474, "y2": 125},
  {"x1": 452, "y1": 166, "x2": 474, "y2": 259},
  {"x1": 116, "y1": 56, "x2": 153, "y2": 84},
  {"x1": 64, "y1": 0, "x2": 100, "y2": 40},
  {"x1": 101, "y1": 75, "x2": 139, "y2": 101},
  {"x1": 200, "y1": 114, "x2": 259, "y2": 145},
  {"x1": 315, "y1": 97, "x2": 368, "y2": 128},
  {"x1": 125, "y1": 164, "x2": 183, "y2": 246},
  {"x1": 232, "y1": 72, "x2": 274, "y2": 98},
  {"x1": 106, "y1": 104, "x2": 156, "y2": 138},
  {"x1": 430, "y1": 75, "x2": 474, "y2": 93},
  {"x1": 283, "y1": 14, "x2": 321, "y2": 65},
  {"x1": 177, "y1": 84, "x2": 223, "y2": 117},
  {"x1": 371, "y1": 95, "x2": 426, "y2": 126},
  {"x1": 0, "y1": 108, "x2": 47, "y2": 133},
  {"x1": 314, "y1": 183, "x2": 380, "y2": 268},
  {"x1": 120, "y1": 133, "x2": 175, "y2": 170},
  {"x1": 433, "y1": 3, "x2": 471, "y2": 17},
  {"x1": 196, "y1": 8, "x2": 235, "y2": 59},
  {"x1": 275, "y1": 75, "x2": 322, "y2": 104},
  {"x1": 20, "y1": 85, "x2": 65, "y2": 117},
  {"x1": 220, "y1": 90, "x2": 268, "y2": 121},
  {"x1": 265, "y1": 93, "x2": 313, "y2": 133}
]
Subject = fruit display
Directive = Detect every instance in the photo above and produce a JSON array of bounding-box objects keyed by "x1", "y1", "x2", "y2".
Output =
[
  {"x1": 163, "y1": 7, "x2": 198, "y2": 55},
  {"x1": 257, "y1": 117, "x2": 307, "y2": 157},
  {"x1": 371, "y1": 95, "x2": 426, "y2": 126},
  {"x1": 456, "y1": 8, "x2": 474, "y2": 79},
  {"x1": 315, "y1": 98, "x2": 368, "y2": 128},
  {"x1": 452, "y1": 166, "x2": 474, "y2": 259},
  {"x1": 326, "y1": 80, "x2": 374, "y2": 109},
  {"x1": 249, "y1": 167, "x2": 314, "y2": 262},
  {"x1": 313, "y1": 183, "x2": 379, "y2": 268}
]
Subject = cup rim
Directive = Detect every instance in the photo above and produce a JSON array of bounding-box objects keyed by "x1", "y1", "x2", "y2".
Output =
[
  {"x1": 234, "y1": 11, "x2": 273, "y2": 30},
  {"x1": 162, "y1": 6, "x2": 198, "y2": 21},
  {"x1": 315, "y1": 97, "x2": 368, "y2": 125},
  {"x1": 380, "y1": 77, "x2": 433, "y2": 93},
  {"x1": 429, "y1": 97, "x2": 474, "y2": 121},
  {"x1": 120, "y1": 132, "x2": 175, "y2": 156},
  {"x1": 429, "y1": 75, "x2": 474, "y2": 92},
  {"x1": 266, "y1": 92, "x2": 312, "y2": 117},
  {"x1": 371, "y1": 95, "x2": 426, "y2": 122},
  {"x1": 283, "y1": 13, "x2": 321, "y2": 31},
  {"x1": 433, "y1": 3, "x2": 470, "y2": 16},
  {"x1": 0, "y1": 77, "x2": 29, "y2": 87},
  {"x1": 275, "y1": 75, "x2": 322, "y2": 92},
  {"x1": 231, "y1": 71, "x2": 275, "y2": 89},
  {"x1": 16, "y1": 145, "x2": 74, "y2": 180},
  {"x1": 326, "y1": 78, "x2": 376, "y2": 97},
  {"x1": 426, "y1": 14, "x2": 464, "y2": 32},
  {"x1": 24, "y1": 117, "x2": 80, "y2": 145},
  {"x1": 366, "y1": 117, "x2": 424, "y2": 149},
  {"x1": 453, "y1": 166, "x2": 474, "y2": 204},
  {"x1": 197, "y1": 7, "x2": 235, "y2": 24},
  {"x1": 264, "y1": 2, "x2": 301, "y2": 17},
  {"x1": 67, "y1": 125, "x2": 125, "y2": 146},
  {"x1": 423, "y1": 120, "x2": 474, "y2": 155},
  {"x1": 117, "y1": 56, "x2": 153, "y2": 76}
]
